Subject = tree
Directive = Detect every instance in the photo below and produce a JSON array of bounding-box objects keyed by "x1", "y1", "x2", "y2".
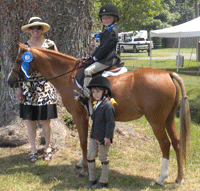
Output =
[
  {"x1": 141, "y1": 0, "x2": 197, "y2": 47},
  {"x1": 0, "y1": 0, "x2": 92, "y2": 127}
]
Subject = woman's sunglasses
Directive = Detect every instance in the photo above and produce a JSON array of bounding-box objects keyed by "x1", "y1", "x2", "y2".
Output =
[{"x1": 29, "y1": 26, "x2": 43, "y2": 30}]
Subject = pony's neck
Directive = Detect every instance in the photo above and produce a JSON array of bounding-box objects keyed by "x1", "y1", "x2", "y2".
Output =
[{"x1": 33, "y1": 48, "x2": 78, "y2": 77}]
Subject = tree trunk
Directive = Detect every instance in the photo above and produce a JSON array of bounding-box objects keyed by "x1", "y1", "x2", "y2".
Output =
[{"x1": 0, "y1": 0, "x2": 92, "y2": 145}]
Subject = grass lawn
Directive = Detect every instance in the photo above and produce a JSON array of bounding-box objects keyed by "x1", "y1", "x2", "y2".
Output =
[
  {"x1": 0, "y1": 48, "x2": 199, "y2": 190},
  {"x1": 120, "y1": 47, "x2": 197, "y2": 58}
]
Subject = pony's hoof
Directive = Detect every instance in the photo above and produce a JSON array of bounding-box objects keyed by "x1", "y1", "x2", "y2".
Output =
[
  {"x1": 154, "y1": 178, "x2": 165, "y2": 186},
  {"x1": 155, "y1": 180, "x2": 165, "y2": 186},
  {"x1": 79, "y1": 171, "x2": 88, "y2": 177},
  {"x1": 75, "y1": 164, "x2": 82, "y2": 169},
  {"x1": 175, "y1": 177, "x2": 182, "y2": 183},
  {"x1": 79, "y1": 173, "x2": 84, "y2": 177},
  {"x1": 155, "y1": 173, "x2": 168, "y2": 186},
  {"x1": 79, "y1": 168, "x2": 88, "y2": 177},
  {"x1": 75, "y1": 159, "x2": 83, "y2": 169}
]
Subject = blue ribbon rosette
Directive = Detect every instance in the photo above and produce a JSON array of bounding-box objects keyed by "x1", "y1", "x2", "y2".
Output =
[
  {"x1": 95, "y1": 32, "x2": 102, "y2": 39},
  {"x1": 21, "y1": 52, "x2": 33, "y2": 79}
]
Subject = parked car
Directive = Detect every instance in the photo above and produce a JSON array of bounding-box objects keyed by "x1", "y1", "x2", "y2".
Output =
[{"x1": 116, "y1": 30, "x2": 154, "y2": 54}]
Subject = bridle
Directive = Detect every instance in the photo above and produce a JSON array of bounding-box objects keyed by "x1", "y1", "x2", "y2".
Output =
[{"x1": 13, "y1": 53, "x2": 85, "y2": 83}]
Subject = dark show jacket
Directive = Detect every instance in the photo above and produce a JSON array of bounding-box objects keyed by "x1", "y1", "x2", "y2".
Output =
[
  {"x1": 90, "y1": 97, "x2": 115, "y2": 143},
  {"x1": 91, "y1": 25, "x2": 120, "y2": 66}
]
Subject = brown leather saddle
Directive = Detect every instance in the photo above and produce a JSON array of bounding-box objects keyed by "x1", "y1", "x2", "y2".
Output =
[{"x1": 75, "y1": 62, "x2": 125, "y2": 87}]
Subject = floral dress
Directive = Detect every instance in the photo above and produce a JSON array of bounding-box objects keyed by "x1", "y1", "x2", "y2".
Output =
[{"x1": 20, "y1": 39, "x2": 57, "y2": 120}]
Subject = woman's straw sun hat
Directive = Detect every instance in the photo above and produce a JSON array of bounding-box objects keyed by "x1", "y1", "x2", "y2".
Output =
[{"x1": 21, "y1": 17, "x2": 50, "y2": 33}]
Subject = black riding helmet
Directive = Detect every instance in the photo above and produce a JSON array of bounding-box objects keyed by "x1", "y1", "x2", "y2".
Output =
[
  {"x1": 87, "y1": 75, "x2": 112, "y2": 96},
  {"x1": 99, "y1": 4, "x2": 119, "y2": 22}
]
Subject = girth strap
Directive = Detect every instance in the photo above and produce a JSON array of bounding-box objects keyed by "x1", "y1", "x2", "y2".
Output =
[
  {"x1": 87, "y1": 159, "x2": 95, "y2": 163},
  {"x1": 101, "y1": 160, "x2": 109, "y2": 165}
]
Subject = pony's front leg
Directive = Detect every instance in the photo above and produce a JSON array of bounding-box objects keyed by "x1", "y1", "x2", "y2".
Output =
[
  {"x1": 156, "y1": 158, "x2": 169, "y2": 186},
  {"x1": 73, "y1": 115, "x2": 89, "y2": 176}
]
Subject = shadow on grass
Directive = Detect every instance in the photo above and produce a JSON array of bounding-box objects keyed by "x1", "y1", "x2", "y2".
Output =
[{"x1": 0, "y1": 152, "x2": 180, "y2": 191}]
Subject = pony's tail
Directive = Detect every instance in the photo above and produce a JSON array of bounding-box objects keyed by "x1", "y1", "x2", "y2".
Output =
[{"x1": 171, "y1": 73, "x2": 191, "y2": 166}]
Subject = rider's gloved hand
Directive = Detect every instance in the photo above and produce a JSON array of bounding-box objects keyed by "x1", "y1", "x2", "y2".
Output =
[{"x1": 84, "y1": 57, "x2": 96, "y2": 67}]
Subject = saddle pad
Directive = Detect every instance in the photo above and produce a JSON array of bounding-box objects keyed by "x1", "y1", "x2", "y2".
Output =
[
  {"x1": 102, "y1": 67, "x2": 128, "y2": 77},
  {"x1": 75, "y1": 67, "x2": 128, "y2": 89}
]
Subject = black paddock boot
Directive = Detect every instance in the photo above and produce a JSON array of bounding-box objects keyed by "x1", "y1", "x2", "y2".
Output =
[{"x1": 85, "y1": 180, "x2": 98, "y2": 188}]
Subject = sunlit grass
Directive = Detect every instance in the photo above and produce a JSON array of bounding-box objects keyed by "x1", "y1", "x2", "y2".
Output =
[
  {"x1": 122, "y1": 56, "x2": 198, "y2": 72},
  {"x1": 121, "y1": 48, "x2": 197, "y2": 58}
]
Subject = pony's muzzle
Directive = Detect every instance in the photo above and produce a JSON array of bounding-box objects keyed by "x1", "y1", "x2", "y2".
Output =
[{"x1": 8, "y1": 77, "x2": 21, "y2": 88}]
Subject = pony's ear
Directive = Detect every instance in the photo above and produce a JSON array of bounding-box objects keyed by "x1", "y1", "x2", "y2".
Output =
[
  {"x1": 18, "y1": 42, "x2": 23, "y2": 47},
  {"x1": 18, "y1": 42, "x2": 28, "y2": 53}
]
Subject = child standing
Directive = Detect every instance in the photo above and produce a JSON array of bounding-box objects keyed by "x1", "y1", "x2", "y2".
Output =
[
  {"x1": 86, "y1": 75, "x2": 115, "y2": 189},
  {"x1": 74, "y1": 4, "x2": 120, "y2": 105}
]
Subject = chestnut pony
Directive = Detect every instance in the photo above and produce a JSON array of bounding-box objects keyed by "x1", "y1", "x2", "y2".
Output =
[{"x1": 8, "y1": 43, "x2": 190, "y2": 186}]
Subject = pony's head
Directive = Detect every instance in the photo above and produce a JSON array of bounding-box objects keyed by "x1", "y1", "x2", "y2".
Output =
[
  {"x1": 7, "y1": 43, "x2": 29, "y2": 88},
  {"x1": 8, "y1": 43, "x2": 80, "y2": 88}
]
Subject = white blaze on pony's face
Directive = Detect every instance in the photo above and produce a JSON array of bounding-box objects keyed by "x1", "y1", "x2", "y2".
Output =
[{"x1": 7, "y1": 71, "x2": 12, "y2": 82}]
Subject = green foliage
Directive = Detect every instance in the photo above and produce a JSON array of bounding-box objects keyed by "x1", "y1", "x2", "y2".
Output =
[
  {"x1": 61, "y1": 111, "x2": 75, "y2": 130},
  {"x1": 92, "y1": 0, "x2": 163, "y2": 31},
  {"x1": 144, "y1": 0, "x2": 197, "y2": 33},
  {"x1": 91, "y1": 0, "x2": 197, "y2": 44},
  {"x1": 143, "y1": 0, "x2": 181, "y2": 32}
]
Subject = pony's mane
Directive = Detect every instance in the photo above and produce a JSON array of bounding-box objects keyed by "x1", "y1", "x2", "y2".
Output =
[{"x1": 18, "y1": 42, "x2": 78, "y2": 62}]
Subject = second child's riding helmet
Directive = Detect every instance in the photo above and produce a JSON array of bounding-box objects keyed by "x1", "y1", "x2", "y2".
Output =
[
  {"x1": 87, "y1": 75, "x2": 112, "y2": 96},
  {"x1": 99, "y1": 4, "x2": 119, "y2": 22}
]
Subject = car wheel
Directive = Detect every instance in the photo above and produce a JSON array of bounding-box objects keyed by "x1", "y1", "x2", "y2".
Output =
[
  {"x1": 120, "y1": 46, "x2": 125, "y2": 53},
  {"x1": 133, "y1": 46, "x2": 137, "y2": 53}
]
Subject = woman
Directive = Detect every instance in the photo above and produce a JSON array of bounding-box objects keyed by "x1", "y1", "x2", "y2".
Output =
[{"x1": 17, "y1": 17, "x2": 58, "y2": 162}]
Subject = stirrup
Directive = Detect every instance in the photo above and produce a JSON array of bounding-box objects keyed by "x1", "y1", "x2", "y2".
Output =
[
  {"x1": 73, "y1": 90, "x2": 88, "y2": 105},
  {"x1": 73, "y1": 90, "x2": 91, "y2": 116},
  {"x1": 73, "y1": 90, "x2": 82, "y2": 101}
]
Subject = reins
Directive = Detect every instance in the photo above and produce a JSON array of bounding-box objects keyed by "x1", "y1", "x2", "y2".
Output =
[
  {"x1": 16, "y1": 59, "x2": 85, "y2": 83},
  {"x1": 44, "y1": 59, "x2": 84, "y2": 82},
  {"x1": 12, "y1": 68, "x2": 20, "y2": 75}
]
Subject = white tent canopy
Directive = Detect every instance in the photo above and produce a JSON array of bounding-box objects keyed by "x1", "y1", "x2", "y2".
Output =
[
  {"x1": 150, "y1": 16, "x2": 200, "y2": 38},
  {"x1": 149, "y1": 17, "x2": 200, "y2": 71}
]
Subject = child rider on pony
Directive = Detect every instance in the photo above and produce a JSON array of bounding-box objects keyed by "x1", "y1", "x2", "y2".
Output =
[{"x1": 74, "y1": 4, "x2": 120, "y2": 105}]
